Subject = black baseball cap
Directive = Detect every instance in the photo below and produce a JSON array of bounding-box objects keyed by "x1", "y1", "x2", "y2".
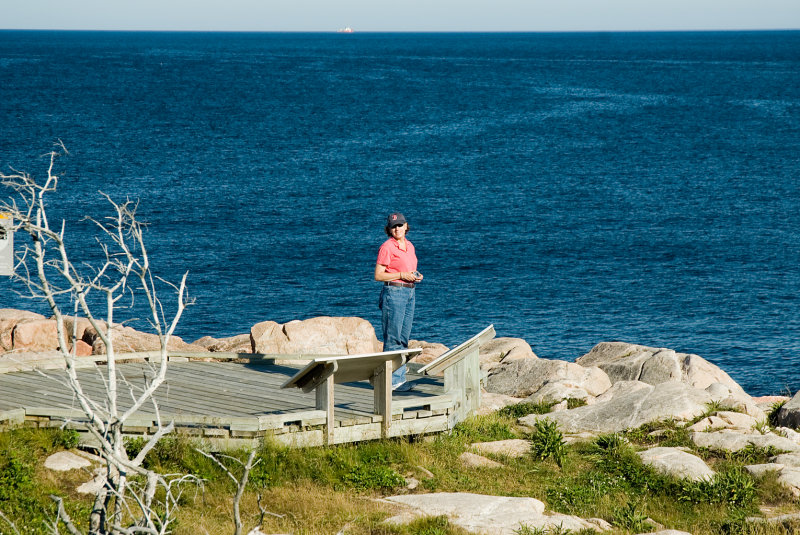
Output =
[{"x1": 386, "y1": 213, "x2": 407, "y2": 227}]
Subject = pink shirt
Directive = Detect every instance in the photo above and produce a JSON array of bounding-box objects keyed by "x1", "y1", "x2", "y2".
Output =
[{"x1": 377, "y1": 238, "x2": 417, "y2": 275}]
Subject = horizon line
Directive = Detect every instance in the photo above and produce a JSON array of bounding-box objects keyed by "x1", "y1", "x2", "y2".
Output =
[{"x1": 2, "y1": 27, "x2": 799, "y2": 33}]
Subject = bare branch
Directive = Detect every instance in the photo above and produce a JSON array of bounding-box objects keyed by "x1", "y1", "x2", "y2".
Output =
[
  {"x1": 0, "y1": 510, "x2": 20, "y2": 535},
  {"x1": 195, "y1": 449, "x2": 260, "y2": 535},
  {"x1": 3, "y1": 146, "x2": 196, "y2": 534},
  {"x1": 50, "y1": 495, "x2": 83, "y2": 535}
]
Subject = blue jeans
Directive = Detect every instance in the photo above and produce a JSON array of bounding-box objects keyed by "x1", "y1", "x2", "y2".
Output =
[{"x1": 379, "y1": 285, "x2": 415, "y2": 386}]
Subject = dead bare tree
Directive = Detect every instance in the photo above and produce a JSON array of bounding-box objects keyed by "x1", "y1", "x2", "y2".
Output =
[
  {"x1": 196, "y1": 449, "x2": 260, "y2": 535},
  {"x1": 1, "y1": 143, "x2": 199, "y2": 534}
]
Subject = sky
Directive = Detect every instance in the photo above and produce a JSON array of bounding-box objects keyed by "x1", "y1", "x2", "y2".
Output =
[{"x1": 1, "y1": 0, "x2": 799, "y2": 32}]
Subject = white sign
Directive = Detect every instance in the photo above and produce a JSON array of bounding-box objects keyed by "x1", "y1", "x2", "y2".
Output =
[{"x1": 0, "y1": 213, "x2": 13, "y2": 276}]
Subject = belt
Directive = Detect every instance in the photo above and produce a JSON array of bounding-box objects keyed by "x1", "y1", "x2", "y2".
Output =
[{"x1": 384, "y1": 281, "x2": 415, "y2": 288}]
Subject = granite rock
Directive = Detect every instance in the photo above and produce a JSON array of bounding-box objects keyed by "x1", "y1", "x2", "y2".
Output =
[
  {"x1": 519, "y1": 382, "x2": 712, "y2": 434},
  {"x1": 576, "y1": 342, "x2": 746, "y2": 396},
  {"x1": 45, "y1": 451, "x2": 92, "y2": 471},
  {"x1": 193, "y1": 333, "x2": 252, "y2": 353},
  {"x1": 690, "y1": 431, "x2": 800, "y2": 453},
  {"x1": 637, "y1": 447, "x2": 715, "y2": 481},
  {"x1": 688, "y1": 411, "x2": 759, "y2": 433},
  {"x1": 486, "y1": 358, "x2": 610, "y2": 399},
  {"x1": 776, "y1": 390, "x2": 800, "y2": 429},
  {"x1": 383, "y1": 492, "x2": 610, "y2": 534}
]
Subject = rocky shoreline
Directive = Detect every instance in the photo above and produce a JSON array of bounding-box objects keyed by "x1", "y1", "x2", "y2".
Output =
[
  {"x1": 2, "y1": 308, "x2": 797, "y2": 431},
  {"x1": 7, "y1": 307, "x2": 800, "y2": 533}
]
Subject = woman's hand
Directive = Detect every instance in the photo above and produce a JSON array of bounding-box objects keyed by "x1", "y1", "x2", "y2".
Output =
[{"x1": 399, "y1": 271, "x2": 418, "y2": 282}]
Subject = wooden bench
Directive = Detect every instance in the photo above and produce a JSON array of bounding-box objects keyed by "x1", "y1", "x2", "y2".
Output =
[
  {"x1": 281, "y1": 348, "x2": 422, "y2": 444},
  {"x1": 418, "y1": 325, "x2": 496, "y2": 424}
]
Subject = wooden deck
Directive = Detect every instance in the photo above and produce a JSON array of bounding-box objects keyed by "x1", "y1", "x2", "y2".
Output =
[{"x1": 0, "y1": 360, "x2": 452, "y2": 449}]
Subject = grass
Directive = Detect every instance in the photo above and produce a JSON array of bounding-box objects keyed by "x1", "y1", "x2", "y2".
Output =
[{"x1": 2, "y1": 414, "x2": 800, "y2": 535}]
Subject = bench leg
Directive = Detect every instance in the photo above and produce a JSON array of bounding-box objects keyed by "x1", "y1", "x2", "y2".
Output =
[
  {"x1": 373, "y1": 360, "x2": 392, "y2": 438},
  {"x1": 316, "y1": 374, "x2": 335, "y2": 445}
]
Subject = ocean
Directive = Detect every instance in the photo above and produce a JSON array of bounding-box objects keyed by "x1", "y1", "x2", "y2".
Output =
[{"x1": 1, "y1": 30, "x2": 799, "y2": 396}]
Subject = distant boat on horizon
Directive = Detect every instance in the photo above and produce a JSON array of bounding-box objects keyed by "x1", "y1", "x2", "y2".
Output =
[{"x1": 337, "y1": 27, "x2": 354, "y2": 33}]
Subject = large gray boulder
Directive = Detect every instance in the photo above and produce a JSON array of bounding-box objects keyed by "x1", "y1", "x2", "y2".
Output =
[
  {"x1": 690, "y1": 431, "x2": 800, "y2": 453},
  {"x1": 637, "y1": 447, "x2": 715, "y2": 481},
  {"x1": 527, "y1": 382, "x2": 594, "y2": 405},
  {"x1": 250, "y1": 316, "x2": 381, "y2": 355},
  {"x1": 594, "y1": 380, "x2": 653, "y2": 403},
  {"x1": 485, "y1": 358, "x2": 611, "y2": 399},
  {"x1": 44, "y1": 451, "x2": 91, "y2": 472},
  {"x1": 383, "y1": 492, "x2": 610, "y2": 534},
  {"x1": 745, "y1": 463, "x2": 800, "y2": 498},
  {"x1": 478, "y1": 391, "x2": 525, "y2": 416},
  {"x1": 518, "y1": 382, "x2": 712, "y2": 434},
  {"x1": 776, "y1": 391, "x2": 800, "y2": 429},
  {"x1": 773, "y1": 453, "x2": 800, "y2": 467},
  {"x1": 703, "y1": 382, "x2": 764, "y2": 419},
  {"x1": 576, "y1": 342, "x2": 746, "y2": 396}
]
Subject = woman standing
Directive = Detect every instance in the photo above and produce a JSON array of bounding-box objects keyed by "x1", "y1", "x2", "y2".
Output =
[{"x1": 375, "y1": 212, "x2": 423, "y2": 390}]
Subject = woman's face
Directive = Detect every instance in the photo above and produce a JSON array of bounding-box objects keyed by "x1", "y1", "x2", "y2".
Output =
[{"x1": 390, "y1": 223, "x2": 408, "y2": 239}]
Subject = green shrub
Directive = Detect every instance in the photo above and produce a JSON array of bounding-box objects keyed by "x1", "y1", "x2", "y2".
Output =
[
  {"x1": 593, "y1": 433, "x2": 627, "y2": 452},
  {"x1": 498, "y1": 401, "x2": 554, "y2": 419},
  {"x1": 342, "y1": 464, "x2": 406, "y2": 490},
  {"x1": 612, "y1": 500, "x2": 653, "y2": 532},
  {"x1": 565, "y1": 398, "x2": 587, "y2": 410},
  {"x1": 125, "y1": 435, "x2": 220, "y2": 481},
  {"x1": 679, "y1": 468, "x2": 757, "y2": 508},
  {"x1": 0, "y1": 452, "x2": 34, "y2": 501},
  {"x1": 697, "y1": 444, "x2": 783, "y2": 465},
  {"x1": 53, "y1": 428, "x2": 80, "y2": 449},
  {"x1": 546, "y1": 483, "x2": 596, "y2": 515},
  {"x1": 767, "y1": 400, "x2": 787, "y2": 428},
  {"x1": 623, "y1": 420, "x2": 692, "y2": 448},
  {"x1": 530, "y1": 419, "x2": 567, "y2": 468},
  {"x1": 592, "y1": 435, "x2": 668, "y2": 493}
]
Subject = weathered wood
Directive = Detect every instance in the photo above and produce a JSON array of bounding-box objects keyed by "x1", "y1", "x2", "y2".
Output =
[
  {"x1": 465, "y1": 347, "x2": 481, "y2": 415},
  {"x1": 316, "y1": 373, "x2": 335, "y2": 445},
  {"x1": 0, "y1": 350, "x2": 340, "y2": 375},
  {"x1": 418, "y1": 325, "x2": 494, "y2": 424},
  {"x1": 0, "y1": 408, "x2": 24, "y2": 424},
  {"x1": 374, "y1": 359, "x2": 393, "y2": 437},
  {"x1": 418, "y1": 325, "x2": 495, "y2": 376},
  {"x1": 0, "y1": 358, "x2": 454, "y2": 448},
  {"x1": 281, "y1": 349, "x2": 421, "y2": 389}
]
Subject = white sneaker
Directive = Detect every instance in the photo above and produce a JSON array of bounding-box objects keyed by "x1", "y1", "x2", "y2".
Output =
[{"x1": 392, "y1": 381, "x2": 414, "y2": 392}]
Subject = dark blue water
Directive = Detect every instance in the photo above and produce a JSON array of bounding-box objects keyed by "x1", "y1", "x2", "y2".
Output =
[{"x1": 1, "y1": 31, "x2": 799, "y2": 396}]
